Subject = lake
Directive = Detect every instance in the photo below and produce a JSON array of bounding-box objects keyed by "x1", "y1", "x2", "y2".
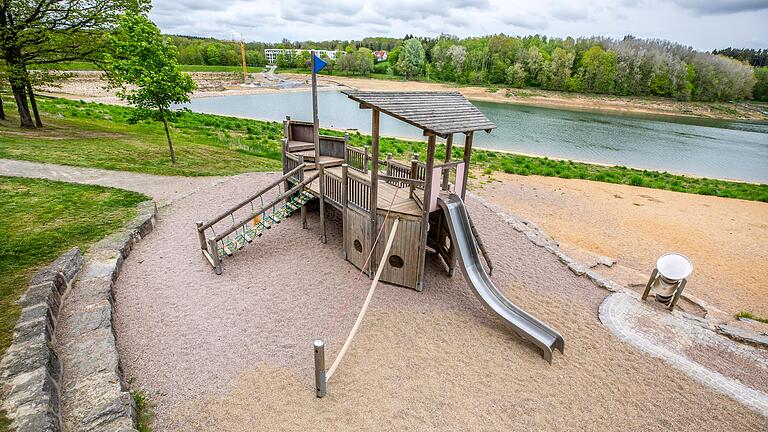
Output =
[{"x1": 179, "y1": 91, "x2": 768, "y2": 183}]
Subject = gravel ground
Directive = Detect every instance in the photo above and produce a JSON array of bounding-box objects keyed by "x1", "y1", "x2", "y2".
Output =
[{"x1": 110, "y1": 172, "x2": 766, "y2": 431}]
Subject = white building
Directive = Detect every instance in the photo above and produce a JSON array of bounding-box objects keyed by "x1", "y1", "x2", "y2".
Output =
[{"x1": 264, "y1": 49, "x2": 342, "y2": 65}]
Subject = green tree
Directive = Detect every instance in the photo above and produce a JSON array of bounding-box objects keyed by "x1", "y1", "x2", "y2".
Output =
[
  {"x1": 505, "y1": 63, "x2": 527, "y2": 87},
  {"x1": 578, "y1": 45, "x2": 617, "y2": 94},
  {"x1": 105, "y1": 12, "x2": 196, "y2": 164},
  {"x1": 0, "y1": 0, "x2": 147, "y2": 128},
  {"x1": 546, "y1": 47, "x2": 575, "y2": 91},
  {"x1": 205, "y1": 44, "x2": 221, "y2": 65},
  {"x1": 397, "y1": 38, "x2": 425, "y2": 79},
  {"x1": 754, "y1": 66, "x2": 768, "y2": 101},
  {"x1": 355, "y1": 47, "x2": 374, "y2": 75}
]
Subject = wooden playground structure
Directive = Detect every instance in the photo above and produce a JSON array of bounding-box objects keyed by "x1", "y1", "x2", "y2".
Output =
[
  {"x1": 195, "y1": 90, "x2": 564, "y2": 368},
  {"x1": 279, "y1": 91, "x2": 496, "y2": 290}
]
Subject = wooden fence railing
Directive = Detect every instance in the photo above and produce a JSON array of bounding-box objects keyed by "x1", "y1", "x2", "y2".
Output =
[
  {"x1": 324, "y1": 170, "x2": 344, "y2": 207},
  {"x1": 196, "y1": 163, "x2": 315, "y2": 274},
  {"x1": 347, "y1": 173, "x2": 371, "y2": 211},
  {"x1": 346, "y1": 146, "x2": 368, "y2": 173}
]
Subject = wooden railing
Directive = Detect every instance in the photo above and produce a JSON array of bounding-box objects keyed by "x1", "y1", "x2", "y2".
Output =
[
  {"x1": 283, "y1": 151, "x2": 304, "y2": 182},
  {"x1": 345, "y1": 146, "x2": 368, "y2": 173},
  {"x1": 196, "y1": 163, "x2": 314, "y2": 274},
  {"x1": 385, "y1": 158, "x2": 413, "y2": 188},
  {"x1": 324, "y1": 170, "x2": 344, "y2": 207},
  {"x1": 347, "y1": 173, "x2": 371, "y2": 211}
]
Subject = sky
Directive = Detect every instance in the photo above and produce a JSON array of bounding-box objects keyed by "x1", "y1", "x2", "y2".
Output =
[{"x1": 149, "y1": 0, "x2": 768, "y2": 51}]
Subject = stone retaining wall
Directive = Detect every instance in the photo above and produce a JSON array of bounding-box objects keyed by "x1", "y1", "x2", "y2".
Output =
[
  {"x1": 1, "y1": 200, "x2": 157, "y2": 432},
  {"x1": 0, "y1": 248, "x2": 83, "y2": 431},
  {"x1": 56, "y1": 200, "x2": 157, "y2": 432}
]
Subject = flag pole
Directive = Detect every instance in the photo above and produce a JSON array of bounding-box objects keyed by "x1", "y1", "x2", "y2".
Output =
[{"x1": 311, "y1": 51, "x2": 320, "y2": 165}]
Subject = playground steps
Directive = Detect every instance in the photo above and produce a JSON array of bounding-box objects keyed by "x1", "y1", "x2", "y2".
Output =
[{"x1": 218, "y1": 190, "x2": 314, "y2": 259}]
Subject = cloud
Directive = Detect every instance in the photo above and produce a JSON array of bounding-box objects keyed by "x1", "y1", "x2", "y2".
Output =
[
  {"x1": 668, "y1": 0, "x2": 768, "y2": 15},
  {"x1": 148, "y1": 0, "x2": 768, "y2": 51}
]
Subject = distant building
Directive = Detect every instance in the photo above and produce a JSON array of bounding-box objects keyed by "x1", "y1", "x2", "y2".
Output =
[
  {"x1": 264, "y1": 49, "x2": 342, "y2": 65},
  {"x1": 374, "y1": 50, "x2": 388, "y2": 62}
]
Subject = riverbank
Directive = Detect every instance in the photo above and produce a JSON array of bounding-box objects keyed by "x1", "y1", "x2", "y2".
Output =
[{"x1": 39, "y1": 70, "x2": 768, "y2": 121}]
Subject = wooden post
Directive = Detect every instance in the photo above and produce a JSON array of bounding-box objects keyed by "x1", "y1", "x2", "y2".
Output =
[
  {"x1": 341, "y1": 164, "x2": 349, "y2": 259},
  {"x1": 416, "y1": 134, "x2": 437, "y2": 291},
  {"x1": 208, "y1": 237, "x2": 222, "y2": 275},
  {"x1": 301, "y1": 161, "x2": 308, "y2": 229},
  {"x1": 363, "y1": 145, "x2": 370, "y2": 174},
  {"x1": 283, "y1": 115, "x2": 291, "y2": 140},
  {"x1": 196, "y1": 221, "x2": 206, "y2": 250},
  {"x1": 318, "y1": 162, "x2": 327, "y2": 243},
  {"x1": 461, "y1": 132, "x2": 473, "y2": 200},
  {"x1": 311, "y1": 52, "x2": 321, "y2": 163},
  {"x1": 442, "y1": 134, "x2": 453, "y2": 191},
  {"x1": 409, "y1": 157, "x2": 419, "y2": 197},
  {"x1": 369, "y1": 110, "x2": 380, "y2": 278}
]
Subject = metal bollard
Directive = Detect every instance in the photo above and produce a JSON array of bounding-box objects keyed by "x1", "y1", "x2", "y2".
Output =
[{"x1": 314, "y1": 340, "x2": 327, "y2": 398}]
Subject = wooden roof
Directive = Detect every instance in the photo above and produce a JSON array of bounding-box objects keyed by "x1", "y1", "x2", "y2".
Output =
[{"x1": 342, "y1": 91, "x2": 496, "y2": 137}]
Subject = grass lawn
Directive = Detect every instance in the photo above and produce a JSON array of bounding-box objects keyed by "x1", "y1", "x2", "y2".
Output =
[
  {"x1": 0, "y1": 97, "x2": 765, "y2": 201},
  {"x1": 0, "y1": 98, "x2": 281, "y2": 176},
  {"x1": 0, "y1": 176, "x2": 147, "y2": 431}
]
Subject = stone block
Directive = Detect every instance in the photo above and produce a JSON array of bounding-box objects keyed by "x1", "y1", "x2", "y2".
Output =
[{"x1": 0, "y1": 335, "x2": 60, "y2": 383}]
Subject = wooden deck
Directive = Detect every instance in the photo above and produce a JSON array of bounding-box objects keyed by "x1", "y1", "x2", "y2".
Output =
[{"x1": 304, "y1": 164, "x2": 422, "y2": 217}]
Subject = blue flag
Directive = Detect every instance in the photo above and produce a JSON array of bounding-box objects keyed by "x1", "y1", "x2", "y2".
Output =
[{"x1": 313, "y1": 54, "x2": 327, "y2": 73}]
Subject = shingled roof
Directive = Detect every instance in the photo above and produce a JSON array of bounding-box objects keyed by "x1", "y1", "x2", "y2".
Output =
[{"x1": 342, "y1": 91, "x2": 497, "y2": 137}]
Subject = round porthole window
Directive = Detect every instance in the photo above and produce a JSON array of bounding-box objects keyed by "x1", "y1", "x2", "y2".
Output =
[
  {"x1": 353, "y1": 239, "x2": 363, "y2": 253},
  {"x1": 388, "y1": 254, "x2": 404, "y2": 268}
]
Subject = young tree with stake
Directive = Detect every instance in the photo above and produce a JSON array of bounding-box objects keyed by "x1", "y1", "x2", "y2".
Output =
[{"x1": 105, "y1": 12, "x2": 195, "y2": 163}]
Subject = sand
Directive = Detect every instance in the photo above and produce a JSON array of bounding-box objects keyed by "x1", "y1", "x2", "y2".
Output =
[
  {"x1": 473, "y1": 172, "x2": 768, "y2": 322},
  {"x1": 109, "y1": 172, "x2": 766, "y2": 431}
]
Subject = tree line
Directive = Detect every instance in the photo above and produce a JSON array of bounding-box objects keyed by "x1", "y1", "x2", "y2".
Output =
[
  {"x1": 231, "y1": 33, "x2": 767, "y2": 102},
  {"x1": 381, "y1": 35, "x2": 764, "y2": 102}
]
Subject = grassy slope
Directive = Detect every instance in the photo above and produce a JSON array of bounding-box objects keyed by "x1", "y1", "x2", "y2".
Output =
[
  {"x1": 0, "y1": 177, "x2": 147, "y2": 431},
  {"x1": 0, "y1": 98, "x2": 281, "y2": 176},
  {"x1": 0, "y1": 97, "x2": 765, "y2": 201}
]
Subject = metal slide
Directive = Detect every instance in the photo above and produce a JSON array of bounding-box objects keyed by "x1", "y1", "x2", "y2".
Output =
[{"x1": 437, "y1": 194, "x2": 565, "y2": 363}]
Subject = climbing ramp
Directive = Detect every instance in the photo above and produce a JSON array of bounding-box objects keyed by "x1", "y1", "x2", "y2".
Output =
[{"x1": 195, "y1": 164, "x2": 319, "y2": 274}]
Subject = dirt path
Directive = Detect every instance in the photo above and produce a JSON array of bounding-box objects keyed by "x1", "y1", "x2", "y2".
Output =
[
  {"x1": 0, "y1": 158, "x2": 222, "y2": 207},
  {"x1": 472, "y1": 173, "x2": 768, "y2": 322},
  {"x1": 110, "y1": 172, "x2": 765, "y2": 431}
]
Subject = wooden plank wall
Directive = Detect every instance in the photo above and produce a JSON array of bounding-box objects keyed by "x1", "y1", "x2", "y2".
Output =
[
  {"x1": 373, "y1": 213, "x2": 422, "y2": 289},
  {"x1": 344, "y1": 207, "x2": 371, "y2": 275}
]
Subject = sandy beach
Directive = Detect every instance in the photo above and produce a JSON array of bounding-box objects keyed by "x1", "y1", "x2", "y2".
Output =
[{"x1": 472, "y1": 172, "x2": 768, "y2": 324}]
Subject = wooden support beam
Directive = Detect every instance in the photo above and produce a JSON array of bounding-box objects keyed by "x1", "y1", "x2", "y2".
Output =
[
  {"x1": 319, "y1": 163, "x2": 327, "y2": 244},
  {"x1": 442, "y1": 134, "x2": 453, "y2": 191},
  {"x1": 311, "y1": 52, "x2": 321, "y2": 163},
  {"x1": 369, "y1": 109, "x2": 380, "y2": 278},
  {"x1": 461, "y1": 132, "x2": 473, "y2": 200},
  {"x1": 416, "y1": 134, "x2": 437, "y2": 292},
  {"x1": 341, "y1": 164, "x2": 349, "y2": 259}
]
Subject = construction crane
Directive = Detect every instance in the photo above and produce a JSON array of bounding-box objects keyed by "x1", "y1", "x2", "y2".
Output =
[{"x1": 233, "y1": 32, "x2": 248, "y2": 84}]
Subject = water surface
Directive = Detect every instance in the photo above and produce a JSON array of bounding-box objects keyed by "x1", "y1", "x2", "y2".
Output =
[{"x1": 179, "y1": 91, "x2": 768, "y2": 183}]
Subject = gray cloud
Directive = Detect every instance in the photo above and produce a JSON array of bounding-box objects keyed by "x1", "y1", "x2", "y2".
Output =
[
  {"x1": 148, "y1": 0, "x2": 768, "y2": 51},
  {"x1": 669, "y1": 0, "x2": 768, "y2": 14}
]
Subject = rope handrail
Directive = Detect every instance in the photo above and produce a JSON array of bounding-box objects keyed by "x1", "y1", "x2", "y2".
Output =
[
  {"x1": 213, "y1": 172, "x2": 319, "y2": 241},
  {"x1": 325, "y1": 217, "x2": 400, "y2": 381},
  {"x1": 199, "y1": 163, "x2": 306, "y2": 232}
]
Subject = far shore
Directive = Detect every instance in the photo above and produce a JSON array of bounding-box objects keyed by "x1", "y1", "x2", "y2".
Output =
[{"x1": 38, "y1": 70, "x2": 768, "y2": 122}]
